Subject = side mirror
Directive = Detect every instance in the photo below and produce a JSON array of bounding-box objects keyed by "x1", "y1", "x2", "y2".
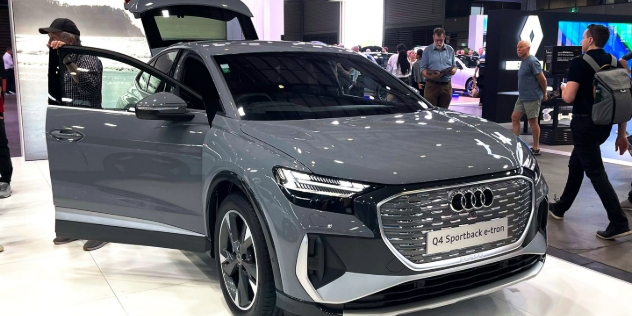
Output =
[{"x1": 135, "y1": 92, "x2": 194, "y2": 121}]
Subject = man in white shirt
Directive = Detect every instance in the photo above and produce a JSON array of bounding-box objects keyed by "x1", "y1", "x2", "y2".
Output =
[{"x1": 3, "y1": 47, "x2": 15, "y2": 94}]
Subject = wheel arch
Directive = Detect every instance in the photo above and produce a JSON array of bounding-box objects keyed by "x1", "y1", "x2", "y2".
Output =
[{"x1": 205, "y1": 171, "x2": 284, "y2": 291}]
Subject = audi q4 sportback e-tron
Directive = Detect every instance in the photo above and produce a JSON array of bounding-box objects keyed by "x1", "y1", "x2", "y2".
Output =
[{"x1": 46, "y1": 1, "x2": 549, "y2": 315}]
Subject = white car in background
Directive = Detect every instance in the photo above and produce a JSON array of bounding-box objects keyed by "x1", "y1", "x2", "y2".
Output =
[
  {"x1": 414, "y1": 46, "x2": 477, "y2": 96},
  {"x1": 453, "y1": 58, "x2": 477, "y2": 96}
]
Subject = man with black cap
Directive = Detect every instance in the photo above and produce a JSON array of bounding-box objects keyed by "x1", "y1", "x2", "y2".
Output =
[
  {"x1": 40, "y1": 18, "x2": 103, "y2": 109},
  {"x1": 40, "y1": 18, "x2": 107, "y2": 251}
]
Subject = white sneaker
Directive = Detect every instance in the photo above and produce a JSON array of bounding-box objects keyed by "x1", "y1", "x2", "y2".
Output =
[
  {"x1": 0, "y1": 182, "x2": 11, "y2": 198},
  {"x1": 622, "y1": 199, "x2": 632, "y2": 211}
]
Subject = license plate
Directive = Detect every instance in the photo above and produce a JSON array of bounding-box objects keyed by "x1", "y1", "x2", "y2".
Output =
[{"x1": 426, "y1": 217, "x2": 509, "y2": 255}]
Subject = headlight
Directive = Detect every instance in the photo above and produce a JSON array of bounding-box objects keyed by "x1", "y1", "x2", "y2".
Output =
[{"x1": 273, "y1": 167, "x2": 373, "y2": 214}]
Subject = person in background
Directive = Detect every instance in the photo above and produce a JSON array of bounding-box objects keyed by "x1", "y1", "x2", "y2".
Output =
[
  {"x1": 407, "y1": 50, "x2": 416, "y2": 64},
  {"x1": 3, "y1": 47, "x2": 15, "y2": 95},
  {"x1": 387, "y1": 44, "x2": 410, "y2": 82},
  {"x1": 39, "y1": 18, "x2": 108, "y2": 251},
  {"x1": 472, "y1": 51, "x2": 485, "y2": 105},
  {"x1": 409, "y1": 49, "x2": 425, "y2": 95},
  {"x1": 421, "y1": 28, "x2": 456, "y2": 109},
  {"x1": 0, "y1": 77, "x2": 12, "y2": 199},
  {"x1": 550, "y1": 24, "x2": 630, "y2": 240},
  {"x1": 351, "y1": 45, "x2": 377, "y2": 64},
  {"x1": 511, "y1": 40, "x2": 548, "y2": 156}
]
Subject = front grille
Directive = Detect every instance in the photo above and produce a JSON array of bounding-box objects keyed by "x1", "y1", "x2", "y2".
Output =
[
  {"x1": 379, "y1": 178, "x2": 532, "y2": 265},
  {"x1": 345, "y1": 254, "x2": 542, "y2": 310}
]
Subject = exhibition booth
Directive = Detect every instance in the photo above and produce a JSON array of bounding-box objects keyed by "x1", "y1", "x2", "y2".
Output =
[
  {"x1": 5, "y1": 3, "x2": 632, "y2": 160},
  {"x1": 482, "y1": 10, "x2": 632, "y2": 128}
]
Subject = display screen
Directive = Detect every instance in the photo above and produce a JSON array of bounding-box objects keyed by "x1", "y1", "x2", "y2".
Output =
[{"x1": 558, "y1": 21, "x2": 632, "y2": 71}]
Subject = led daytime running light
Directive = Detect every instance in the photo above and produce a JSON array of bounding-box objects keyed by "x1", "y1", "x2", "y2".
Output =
[{"x1": 276, "y1": 168, "x2": 370, "y2": 198}]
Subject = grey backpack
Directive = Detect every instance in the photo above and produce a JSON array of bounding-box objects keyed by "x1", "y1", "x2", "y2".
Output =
[{"x1": 583, "y1": 54, "x2": 632, "y2": 125}]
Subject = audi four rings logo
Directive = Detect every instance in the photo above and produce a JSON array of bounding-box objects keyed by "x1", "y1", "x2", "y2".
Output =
[{"x1": 449, "y1": 188, "x2": 494, "y2": 213}]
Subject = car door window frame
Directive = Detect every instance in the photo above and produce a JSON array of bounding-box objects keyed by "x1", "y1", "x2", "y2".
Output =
[
  {"x1": 173, "y1": 50, "x2": 226, "y2": 115},
  {"x1": 146, "y1": 50, "x2": 181, "y2": 95},
  {"x1": 55, "y1": 46, "x2": 203, "y2": 110}
]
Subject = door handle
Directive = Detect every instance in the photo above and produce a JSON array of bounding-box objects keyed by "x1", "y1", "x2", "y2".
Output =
[{"x1": 49, "y1": 129, "x2": 84, "y2": 142}]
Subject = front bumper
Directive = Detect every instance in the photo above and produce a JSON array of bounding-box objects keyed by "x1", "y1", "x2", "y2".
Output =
[
  {"x1": 344, "y1": 255, "x2": 544, "y2": 316},
  {"x1": 278, "y1": 232, "x2": 545, "y2": 316}
]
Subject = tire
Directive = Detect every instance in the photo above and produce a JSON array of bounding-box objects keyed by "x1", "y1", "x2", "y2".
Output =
[
  {"x1": 215, "y1": 193, "x2": 282, "y2": 316},
  {"x1": 465, "y1": 79, "x2": 474, "y2": 97}
]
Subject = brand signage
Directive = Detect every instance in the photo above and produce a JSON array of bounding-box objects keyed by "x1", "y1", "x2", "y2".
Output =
[{"x1": 504, "y1": 15, "x2": 544, "y2": 70}]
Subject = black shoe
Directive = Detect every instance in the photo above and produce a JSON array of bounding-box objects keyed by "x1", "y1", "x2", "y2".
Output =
[
  {"x1": 53, "y1": 237, "x2": 79, "y2": 245},
  {"x1": 83, "y1": 240, "x2": 109, "y2": 251},
  {"x1": 596, "y1": 226, "x2": 632, "y2": 240},
  {"x1": 548, "y1": 195, "x2": 564, "y2": 220}
]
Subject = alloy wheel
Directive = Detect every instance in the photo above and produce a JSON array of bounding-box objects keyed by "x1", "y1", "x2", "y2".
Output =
[
  {"x1": 466, "y1": 79, "x2": 474, "y2": 96},
  {"x1": 219, "y1": 210, "x2": 258, "y2": 310}
]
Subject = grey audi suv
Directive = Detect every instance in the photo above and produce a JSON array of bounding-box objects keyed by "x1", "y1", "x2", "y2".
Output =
[{"x1": 46, "y1": 1, "x2": 549, "y2": 315}]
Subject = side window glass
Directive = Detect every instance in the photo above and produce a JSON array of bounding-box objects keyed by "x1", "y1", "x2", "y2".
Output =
[
  {"x1": 153, "y1": 51, "x2": 178, "y2": 74},
  {"x1": 146, "y1": 51, "x2": 178, "y2": 94},
  {"x1": 178, "y1": 56, "x2": 223, "y2": 113},
  {"x1": 137, "y1": 72, "x2": 150, "y2": 91},
  {"x1": 58, "y1": 52, "x2": 172, "y2": 111}
]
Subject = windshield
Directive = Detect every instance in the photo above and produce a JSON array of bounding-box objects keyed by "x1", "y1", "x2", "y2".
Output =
[{"x1": 214, "y1": 52, "x2": 430, "y2": 121}]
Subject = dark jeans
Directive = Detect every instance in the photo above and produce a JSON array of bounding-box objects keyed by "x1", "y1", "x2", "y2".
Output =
[
  {"x1": 0, "y1": 116, "x2": 13, "y2": 184},
  {"x1": 556, "y1": 117, "x2": 629, "y2": 229},
  {"x1": 6, "y1": 68, "x2": 15, "y2": 92}
]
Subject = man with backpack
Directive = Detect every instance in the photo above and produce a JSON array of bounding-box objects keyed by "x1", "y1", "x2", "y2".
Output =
[{"x1": 549, "y1": 24, "x2": 632, "y2": 240}]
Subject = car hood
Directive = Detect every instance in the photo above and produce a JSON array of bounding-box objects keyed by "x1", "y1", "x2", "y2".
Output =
[{"x1": 241, "y1": 111, "x2": 523, "y2": 185}]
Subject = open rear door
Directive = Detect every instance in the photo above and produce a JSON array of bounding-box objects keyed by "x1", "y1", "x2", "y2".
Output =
[{"x1": 124, "y1": 0, "x2": 258, "y2": 55}]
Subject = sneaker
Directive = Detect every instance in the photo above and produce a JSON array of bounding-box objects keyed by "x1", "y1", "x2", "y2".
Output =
[
  {"x1": 83, "y1": 240, "x2": 108, "y2": 251},
  {"x1": 548, "y1": 195, "x2": 564, "y2": 220},
  {"x1": 596, "y1": 226, "x2": 632, "y2": 240},
  {"x1": 0, "y1": 182, "x2": 11, "y2": 198},
  {"x1": 53, "y1": 237, "x2": 79, "y2": 245},
  {"x1": 530, "y1": 147, "x2": 541, "y2": 156},
  {"x1": 621, "y1": 199, "x2": 632, "y2": 212}
]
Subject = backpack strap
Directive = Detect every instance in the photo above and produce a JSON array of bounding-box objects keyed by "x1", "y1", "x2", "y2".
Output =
[
  {"x1": 583, "y1": 54, "x2": 601, "y2": 72},
  {"x1": 611, "y1": 55, "x2": 617, "y2": 67}
]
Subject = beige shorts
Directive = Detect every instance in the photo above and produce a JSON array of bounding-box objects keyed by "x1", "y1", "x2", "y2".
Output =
[{"x1": 514, "y1": 99, "x2": 541, "y2": 119}]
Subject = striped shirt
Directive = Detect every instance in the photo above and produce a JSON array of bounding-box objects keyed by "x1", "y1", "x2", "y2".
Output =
[{"x1": 64, "y1": 54, "x2": 103, "y2": 109}]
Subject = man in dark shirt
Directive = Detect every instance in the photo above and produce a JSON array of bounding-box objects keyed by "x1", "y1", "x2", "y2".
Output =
[
  {"x1": 619, "y1": 51, "x2": 632, "y2": 212},
  {"x1": 42, "y1": 20, "x2": 103, "y2": 108},
  {"x1": 550, "y1": 24, "x2": 631, "y2": 240},
  {"x1": 410, "y1": 49, "x2": 425, "y2": 95}
]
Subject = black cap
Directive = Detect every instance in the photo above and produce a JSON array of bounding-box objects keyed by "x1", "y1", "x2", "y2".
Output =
[{"x1": 39, "y1": 18, "x2": 80, "y2": 36}]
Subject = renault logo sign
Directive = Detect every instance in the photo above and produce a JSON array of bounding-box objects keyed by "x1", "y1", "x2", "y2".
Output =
[
  {"x1": 505, "y1": 15, "x2": 544, "y2": 70},
  {"x1": 520, "y1": 15, "x2": 544, "y2": 56}
]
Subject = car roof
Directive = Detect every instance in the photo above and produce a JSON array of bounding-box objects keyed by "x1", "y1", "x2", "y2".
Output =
[{"x1": 172, "y1": 40, "x2": 356, "y2": 56}]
